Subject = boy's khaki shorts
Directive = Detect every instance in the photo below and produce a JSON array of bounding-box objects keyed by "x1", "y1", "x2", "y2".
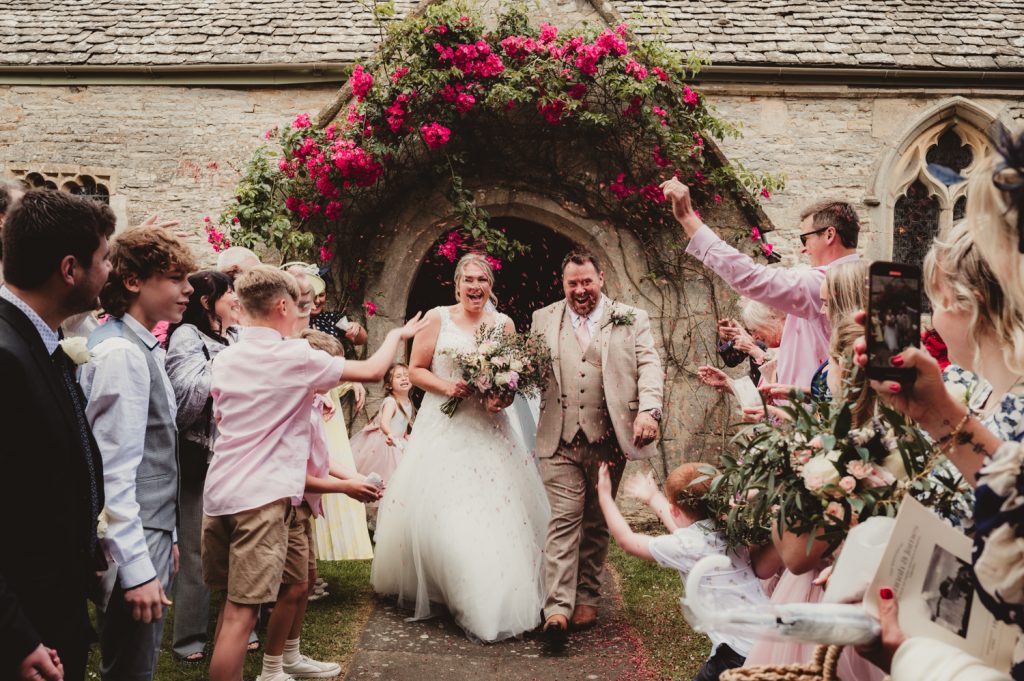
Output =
[
  {"x1": 282, "y1": 501, "x2": 315, "y2": 584},
  {"x1": 202, "y1": 498, "x2": 291, "y2": 605}
]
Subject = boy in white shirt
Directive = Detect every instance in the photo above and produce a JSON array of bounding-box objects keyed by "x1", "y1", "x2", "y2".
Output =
[{"x1": 597, "y1": 462, "x2": 769, "y2": 681}]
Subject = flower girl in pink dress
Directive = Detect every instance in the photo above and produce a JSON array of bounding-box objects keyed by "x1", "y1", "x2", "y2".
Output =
[{"x1": 352, "y1": 364, "x2": 415, "y2": 488}]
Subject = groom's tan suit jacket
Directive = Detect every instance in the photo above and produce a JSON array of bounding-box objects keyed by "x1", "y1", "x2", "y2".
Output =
[{"x1": 532, "y1": 298, "x2": 663, "y2": 459}]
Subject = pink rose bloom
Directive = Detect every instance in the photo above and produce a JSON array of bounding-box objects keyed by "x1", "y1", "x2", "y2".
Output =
[
  {"x1": 507, "y1": 371, "x2": 520, "y2": 391},
  {"x1": 291, "y1": 112, "x2": 312, "y2": 129},
  {"x1": 862, "y1": 464, "x2": 897, "y2": 489},
  {"x1": 682, "y1": 85, "x2": 699, "y2": 107},
  {"x1": 839, "y1": 476, "x2": 857, "y2": 493},
  {"x1": 350, "y1": 64, "x2": 374, "y2": 102},
  {"x1": 846, "y1": 460, "x2": 872, "y2": 480},
  {"x1": 420, "y1": 122, "x2": 451, "y2": 150},
  {"x1": 825, "y1": 502, "x2": 845, "y2": 519},
  {"x1": 804, "y1": 474, "x2": 824, "y2": 492},
  {"x1": 475, "y1": 374, "x2": 492, "y2": 391},
  {"x1": 363, "y1": 300, "x2": 377, "y2": 317}
]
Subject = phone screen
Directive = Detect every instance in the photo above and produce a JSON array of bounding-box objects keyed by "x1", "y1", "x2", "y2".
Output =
[{"x1": 868, "y1": 266, "x2": 921, "y2": 370}]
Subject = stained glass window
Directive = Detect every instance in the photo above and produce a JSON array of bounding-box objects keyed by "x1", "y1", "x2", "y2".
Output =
[{"x1": 893, "y1": 180, "x2": 940, "y2": 266}]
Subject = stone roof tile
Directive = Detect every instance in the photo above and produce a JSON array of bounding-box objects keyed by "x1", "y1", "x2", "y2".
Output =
[{"x1": 0, "y1": 0, "x2": 1020, "y2": 70}]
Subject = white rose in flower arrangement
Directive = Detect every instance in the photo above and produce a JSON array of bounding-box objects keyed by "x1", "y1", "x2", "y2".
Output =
[
  {"x1": 490, "y1": 355, "x2": 510, "y2": 368},
  {"x1": 881, "y1": 451, "x2": 909, "y2": 481},
  {"x1": 509, "y1": 359, "x2": 524, "y2": 373},
  {"x1": 58, "y1": 336, "x2": 91, "y2": 365},
  {"x1": 478, "y1": 340, "x2": 498, "y2": 355},
  {"x1": 495, "y1": 371, "x2": 512, "y2": 388},
  {"x1": 801, "y1": 450, "x2": 842, "y2": 494}
]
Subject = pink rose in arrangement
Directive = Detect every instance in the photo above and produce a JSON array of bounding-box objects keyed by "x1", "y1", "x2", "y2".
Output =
[
  {"x1": 475, "y1": 374, "x2": 492, "y2": 392},
  {"x1": 420, "y1": 122, "x2": 451, "y2": 149},
  {"x1": 761, "y1": 188, "x2": 772, "y2": 199},
  {"x1": 751, "y1": 227, "x2": 761, "y2": 241},
  {"x1": 485, "y1": 255, "x2": 503, "y2": 271},
  {"x1": 455, "y1": 92, "x2": 476, "y2": 113},
  {"x1": 846, "y1": 460, "x2": 872, "y2": 480},
  {"x1": 761, "y1": 243, "x2": 775, "y2": 257},
  {"x1": 839, "y1": 476, "x2": 857, "y2": 493},
  {"x1": 682, "y1": 86, "x2": 699, "y2": 107},
  {"x1": 390, "y1": 66, "x2": 409, "y2": 84},
  {"x1": 539, "y1": 22, "x2": 559, "y2": 43},
  {"x1": 363, "y1": 300, "x2": 377, "y2": 317},
  {"x1": 652, "y1": 66, "x2": 669, "y2": 82},
  {"x1": 625, "y1": 59, "x2": 648, "y2": 81},
  {"x1": 507, "y1": 371, "x2": 520, "y2": 391},
  {"x1": 825, "y1": 502, "x2": 845, "y2": 520},
  {"x1": 291, "y1": 113, "x2": 312, "y2": 129},
  {"x1": 596, "y1": 29, "x2": 628, "y2": 56}
]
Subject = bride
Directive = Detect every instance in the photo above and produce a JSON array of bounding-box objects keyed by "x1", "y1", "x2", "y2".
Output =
[{"x1": 371, "y1": 253, "x2": 550, "y2": 642}]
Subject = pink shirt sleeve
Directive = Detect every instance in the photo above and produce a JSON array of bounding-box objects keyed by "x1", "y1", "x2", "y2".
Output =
[
  {"x1": 304, "y1": 348, "x2": 346, "y2": 393},
  {"x1": 686, "y1": 225, "x2": 826, "y2": 320}
]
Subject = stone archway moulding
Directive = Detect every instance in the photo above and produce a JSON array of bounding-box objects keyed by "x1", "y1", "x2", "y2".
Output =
[
  {"x1": 863, "y1": 96, "x2": 998, "y2": 260},
  {"x1": 366, "y1": 186, "x2": 629, "y2": 330}
]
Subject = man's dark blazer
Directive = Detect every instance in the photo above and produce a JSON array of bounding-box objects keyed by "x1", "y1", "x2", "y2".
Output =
[{"x1": 0, "y1": 297, "x2": 105, "y2": 675}]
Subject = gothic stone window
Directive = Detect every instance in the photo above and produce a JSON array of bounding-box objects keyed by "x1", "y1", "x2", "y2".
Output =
[
  {"x1": 6, "y1": 164, "x2": 127, "y2": 229},
  {"x1": 891, "y1": 125, "x2": 989, "y2": 269}
]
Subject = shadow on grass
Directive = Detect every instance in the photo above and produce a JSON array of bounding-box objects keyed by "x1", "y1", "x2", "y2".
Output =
[
  {"x1": 86, "y1": 559, "x2": 374, "y2": 680},
  {"x1": 608, "y1": 542, "x2": 711, "y2": 680}
]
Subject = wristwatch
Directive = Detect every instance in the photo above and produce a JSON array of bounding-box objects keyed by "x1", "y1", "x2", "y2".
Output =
[{"x1": 645, "y1": 408, "x2": 663, "y2": 422}]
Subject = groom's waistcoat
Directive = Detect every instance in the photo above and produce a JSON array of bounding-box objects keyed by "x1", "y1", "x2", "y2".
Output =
[
  {"x1": 88, "y1": 319, "x2": 179, "y2": 532},
  {"x1": 558, "y1": 306, "x2": 612, "y2": 444}
]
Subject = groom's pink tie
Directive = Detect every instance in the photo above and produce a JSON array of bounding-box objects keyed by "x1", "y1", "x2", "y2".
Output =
[{"x1": 575, "y1": 319, "x2": 591, "y2": 349}]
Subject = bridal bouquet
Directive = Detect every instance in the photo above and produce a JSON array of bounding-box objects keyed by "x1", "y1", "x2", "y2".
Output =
[
  {"x1": 714, "y1": 389, "x2": 967, "y2": 556},
  {"x1": 440, "y1": 326, "x2": 553, "y2": 417}
]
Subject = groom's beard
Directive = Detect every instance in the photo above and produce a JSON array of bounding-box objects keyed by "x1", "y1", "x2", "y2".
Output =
[{"x1": 568, "y1": 293, "x2": 597, "y2": 317}]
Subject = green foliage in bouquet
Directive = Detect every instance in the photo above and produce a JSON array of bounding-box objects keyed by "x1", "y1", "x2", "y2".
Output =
[{"x1": 713, "y1": 387, "x2": 968, "y2": 557}]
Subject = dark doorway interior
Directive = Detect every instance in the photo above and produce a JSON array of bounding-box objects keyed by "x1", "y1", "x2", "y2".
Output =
[{"x1": 406, "y1": 217, "x2": 578, "y2": 331}]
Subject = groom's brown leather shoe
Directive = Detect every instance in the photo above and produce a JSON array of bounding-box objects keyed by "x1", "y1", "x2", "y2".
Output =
[
  {"x1": 571, "y1": 604, "x2": 598, "y2": 629},
  {"x1": 542, "y1": 614, "x2": 569, "y2": 648}
]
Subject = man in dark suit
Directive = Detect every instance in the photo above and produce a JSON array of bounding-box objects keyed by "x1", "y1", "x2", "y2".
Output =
[{"x1": 0, "y1": 190, "x2": 115, "y2": 680}]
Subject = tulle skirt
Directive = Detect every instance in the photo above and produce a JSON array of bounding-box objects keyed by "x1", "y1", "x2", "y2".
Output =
[
  {"x1": 311, "y1": 388, "x2": 373, "y2": 561},
  {"x1": 351, "y1": 416, "x2": 405, "y2": 483},
  {"x1": 743, "y1": 568, "x2": 886, "y2": 680},
  {"x1": 370, "y1": 393, "x2": 549, "y2": 642}
]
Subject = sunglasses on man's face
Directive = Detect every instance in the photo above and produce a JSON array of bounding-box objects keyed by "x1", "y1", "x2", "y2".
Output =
[{"x1": 799, "y1": 226, "x2": 830, "y2": 246}]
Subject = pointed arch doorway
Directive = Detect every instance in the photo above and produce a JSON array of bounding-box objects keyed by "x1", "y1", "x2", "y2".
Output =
[{"x1": 406, "y1": 217, "x2": 579, "y2": 331}]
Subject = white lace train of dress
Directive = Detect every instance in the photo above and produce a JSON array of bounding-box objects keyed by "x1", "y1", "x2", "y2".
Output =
[{"x1": 370, "y1": 306, "x2": 550, "y2": 642}]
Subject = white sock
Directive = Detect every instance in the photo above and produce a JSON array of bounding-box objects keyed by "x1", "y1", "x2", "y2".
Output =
[
  {"x1": 283, "y1": 638, "x2": 302, "y2": 665},
  {"x1": 262, "y1": 653, "x2": 283, "y2": 676}
]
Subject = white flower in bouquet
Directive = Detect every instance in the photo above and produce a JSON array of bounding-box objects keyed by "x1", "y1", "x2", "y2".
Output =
[
  {"x1": 849, "y1": 424, "x2": 877, "y2": 446},
  {"x1": 495, "y1": 371, "x2": 512, "y2": 388},
  {"x1": 478, "y1": 340, "x2": 498, "y2": 355},
  {"x1": 59, "y1": 336, "x2": 91, "y2": 365},
  {"x1": 802, "y1": 451, "x2": 841, "y2": 493},
  {"x1": 509, "y1": 358, "x2": 524, "y2": 373},
  {"x1": 490, "y1": 354, "x2": 510, "y2": 368}
]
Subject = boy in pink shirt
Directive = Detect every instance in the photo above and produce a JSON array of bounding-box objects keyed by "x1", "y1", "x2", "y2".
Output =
[{"x1": 202, "y1": 265, "x2": 426, "y2": 681}]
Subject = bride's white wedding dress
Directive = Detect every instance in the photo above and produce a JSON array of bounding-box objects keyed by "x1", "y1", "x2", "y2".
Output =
[{"x1": 371, "y1": 306, "x2": 550, "y2": 642}]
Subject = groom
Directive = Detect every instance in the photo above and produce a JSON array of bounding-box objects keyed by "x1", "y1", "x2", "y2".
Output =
[{"x1": 532, "y1": 250, "x2": 663, "y2": 644}]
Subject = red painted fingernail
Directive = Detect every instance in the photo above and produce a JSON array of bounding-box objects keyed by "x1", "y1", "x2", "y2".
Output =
[
  {"x1": 889, "y1": 383, "x2": 901, "y2": 393},
  {"x1": 891, "y1": 355, "x2": 904, "y2": 367},
  {"x1": 880, "y1": 587, "x2": 894, "y2": 600}
]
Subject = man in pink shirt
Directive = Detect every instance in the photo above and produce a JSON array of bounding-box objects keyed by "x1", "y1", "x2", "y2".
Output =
[
  {"x1": 661, "y1": 179, "x2": 860, "y2": 391},
  {"x1": 202, "y1": 265, "x2": 427, "y2": 681}
]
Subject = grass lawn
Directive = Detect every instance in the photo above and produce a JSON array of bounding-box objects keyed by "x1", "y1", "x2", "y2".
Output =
[
  {"x1": 608, "y1": 541, "x2": 712, "y2": 680},
  {"x1": 86, "y1": 559, "x2": 375, "y2": 680}
]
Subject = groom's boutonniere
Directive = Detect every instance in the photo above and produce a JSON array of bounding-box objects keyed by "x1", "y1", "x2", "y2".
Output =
[
  {"x1": 59, "y1": 336, "x2": 91, "y2": 365},
  {"x1": 604, "y1": 307, "x2": 636, "y2": 328}
]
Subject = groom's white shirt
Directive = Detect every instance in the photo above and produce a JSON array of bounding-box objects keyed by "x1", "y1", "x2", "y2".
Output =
[{"x1": 568, "y1": 294, "x2": 606, "y2": 339}]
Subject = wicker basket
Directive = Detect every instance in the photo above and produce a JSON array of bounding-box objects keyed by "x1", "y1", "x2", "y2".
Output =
[{"x1": 719, "y1": 645, "x2": 843, "y2": 681}]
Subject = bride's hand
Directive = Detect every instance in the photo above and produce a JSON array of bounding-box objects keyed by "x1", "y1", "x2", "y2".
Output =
[
  {"x1": 484, "y1": 392, "x2": 514, "y2": 413},
  {"x1": 446, "y1": 380, "x2": 473, "y2": 398}
]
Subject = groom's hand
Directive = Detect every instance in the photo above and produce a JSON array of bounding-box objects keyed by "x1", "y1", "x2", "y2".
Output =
[{"x1": 632, "y1": 412, "x2": 659, "y2": 447}]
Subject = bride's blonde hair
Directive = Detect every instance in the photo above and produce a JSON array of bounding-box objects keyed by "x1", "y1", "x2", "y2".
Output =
[{"x1": 453, "y1": 252, "x2": 498, "y2": 306}]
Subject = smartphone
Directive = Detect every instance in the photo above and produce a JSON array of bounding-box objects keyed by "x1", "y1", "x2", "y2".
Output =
[{"x1": 866, "y1": 261, "x2": 922, "y2": 382}]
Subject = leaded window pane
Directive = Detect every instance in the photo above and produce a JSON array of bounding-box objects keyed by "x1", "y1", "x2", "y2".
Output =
[
  {"x1": 893, "y1": 180, "x2": 940, "y2": 267},
  {"x1": 954, "y1": 195, "x2": 967, "y2": 222}
]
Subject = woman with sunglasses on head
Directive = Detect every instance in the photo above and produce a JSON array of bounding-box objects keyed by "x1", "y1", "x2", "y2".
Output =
[{"x1": 852, "y1": 130, "x2": 1024, "y2": 681}]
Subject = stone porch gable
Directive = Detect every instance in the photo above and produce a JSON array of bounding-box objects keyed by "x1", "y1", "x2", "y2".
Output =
[{"x1": 2, "y1": 0, "x2": 1022, "y2": 70}]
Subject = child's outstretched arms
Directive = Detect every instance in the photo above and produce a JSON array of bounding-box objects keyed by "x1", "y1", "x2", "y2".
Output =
[
  {"x1": 622, "y1": 470, "x2": 681, "y2": 532},
  {"x1": 341, "y1": 312, "x2": 430, "y2": 383},
  {"x1": 597, "y1": 463, "x2": 653, "y2": 561}
]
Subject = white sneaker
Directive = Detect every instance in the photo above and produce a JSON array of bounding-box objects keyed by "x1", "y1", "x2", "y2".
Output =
[
  {"x1": 283, "y1": 655, "x2": 341, "y2": 679},
  {"x1": 255, "y1": 672, "x2": 295, "y2": 681}
]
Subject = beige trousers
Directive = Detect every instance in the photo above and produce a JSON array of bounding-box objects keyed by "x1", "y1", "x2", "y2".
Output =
[{"x1": 539, "y1": 433, "x2": 623, "y2": 620}]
